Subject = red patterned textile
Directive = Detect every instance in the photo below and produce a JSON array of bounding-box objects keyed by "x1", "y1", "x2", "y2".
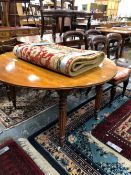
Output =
[
  {"x1": 13, "y1": 43, "x2": 105, "y2": 77},
  {"x1": 0, "y1": 139, "x2": 45, "y2": 175},
  {"x1": 92, "y1": 99, "x2": 131, "y2": 160}
]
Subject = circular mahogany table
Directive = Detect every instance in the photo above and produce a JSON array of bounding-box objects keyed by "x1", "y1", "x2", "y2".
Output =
[{"x1": 0, "y1": 52, "x2": 117, "y2": 145}]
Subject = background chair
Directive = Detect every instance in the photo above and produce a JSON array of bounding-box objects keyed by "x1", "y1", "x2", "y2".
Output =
[
  {"x1": 60, "y1": 0, "x2": 75, "y2": 35},
  {"x1": 106, "y1": 33, "x2": 130, "y2": 105},
  {"x1": 85, "y1": 29, "x2": 101, "y2": 50},
  {"x1": 89, "y1": 34, "x2": 130, "y2": 105},
  {"x1": 107, "y1": 33, "x2": 131, "y2": 69},
  {"x1": 90, "y1": 35, "x2": 108, "y2": 53},
  {"x1": 107, "y1": 33, "x2": 122, "y2": 62},
  {"x1": 63, "y1": 30, "x2": 84, "y2": 49},
  {"x1": 39, "y1": 0, "x2": 58, "y2": 38}
]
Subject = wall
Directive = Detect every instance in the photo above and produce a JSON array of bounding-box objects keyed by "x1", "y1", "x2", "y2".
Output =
[
  {"x1": 75, "y1": 0, "x2": 95, "y2": 10},
  {"x1": 117, "y1": 0, "x2": 131, "y2": 17}
]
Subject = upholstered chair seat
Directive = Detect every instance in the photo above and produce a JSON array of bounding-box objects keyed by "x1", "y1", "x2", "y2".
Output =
[{"x1": 106, "y1": 33, "x2": 130, "y2": 104}]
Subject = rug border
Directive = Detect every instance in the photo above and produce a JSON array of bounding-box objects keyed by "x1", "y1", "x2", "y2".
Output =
[
  {"x1": 28, "y1": 93, "x2": 101, "y2": 175},
  {"x1": 28, "y1": 119, "x2": 70, "y2": 175},
  {"x1": 92, "y1": 99, "x2": 131, "y2": 160}
]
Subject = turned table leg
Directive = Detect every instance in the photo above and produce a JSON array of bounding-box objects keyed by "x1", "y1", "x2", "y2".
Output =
[
  {"x1": 57, "y1": 89, "x2": 71, "y2": 146},
  {"x1": 94, "y1": 85, "x2": 103, "y2": 120}
]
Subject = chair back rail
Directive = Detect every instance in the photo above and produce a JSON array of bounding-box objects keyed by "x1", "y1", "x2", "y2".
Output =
[{"x1": 106, "y1": 33, "x2": 122, "y2": 60}]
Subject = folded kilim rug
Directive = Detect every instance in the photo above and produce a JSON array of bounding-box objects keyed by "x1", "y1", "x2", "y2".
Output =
[
  {"x1": 92, "y1": 99, "x2": 131, "y2": 161},
  {"x1": 13, "y1": 43, "x2": 105, "y2": 77},
  {"x1": 29, "y1": 91, "x2": 131, "y2": 175}
]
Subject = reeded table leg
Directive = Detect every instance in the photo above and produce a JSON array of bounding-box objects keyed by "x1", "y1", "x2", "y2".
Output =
[
  {"x1": 95, "y1": 85, "x2": 103, "y2": 120},
  {"x1": 57, "y1": 89, "x2": 71, "y2": 146}
]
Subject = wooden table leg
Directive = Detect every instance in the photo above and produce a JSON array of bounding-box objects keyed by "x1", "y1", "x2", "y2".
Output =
[
  {"x1": 57, "y1": 89, "x2": 71, "y2": 146},
  {"x1": 94, "y1": 85, "x2": 103, "y2": 120}
]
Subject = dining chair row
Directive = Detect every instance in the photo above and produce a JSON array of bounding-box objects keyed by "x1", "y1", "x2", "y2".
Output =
[{"x1": 62, "y1": 29, "x2": 130, "y2": 105}]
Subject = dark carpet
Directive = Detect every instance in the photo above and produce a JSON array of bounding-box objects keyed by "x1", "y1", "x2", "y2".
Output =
[
  {"x1": 92, "y1": 99, "x2": 131, "y2": 161},
  {"x1": 0, "y1": 139, "x2": 45, "y2": 175},
  {"x1": 0, "y1": 87, "x2": 58, "y2": 128}
]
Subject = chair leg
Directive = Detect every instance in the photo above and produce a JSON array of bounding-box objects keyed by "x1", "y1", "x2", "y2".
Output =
[
  {"x1": 122, "y1": 78, "x2": 129, "y2": 97},
  {"x1": 9, "y1": 86, "x2": 16, "y2": 109},
  {"x1": 5, "y1": 85, "x2": 11, "y2": 101},
  {"x1": 109, "y1": 84, "x2": 117, "y2": 106}
]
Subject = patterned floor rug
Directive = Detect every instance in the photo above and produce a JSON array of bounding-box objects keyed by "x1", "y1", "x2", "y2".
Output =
[
  {"x1": 92, "y1": 99, "x2": 131, "y2": 161},
  {"x1": 0, "y1": 139, "x2": 44, "y2": 175},
  {"x1": 29, "y1": 91, "x2": 131, "y2": 175},
  {"x1": 123, "y1": 43, "x2": 131, "y2": 60},
  {"x1": 0, "y1": 86, "x2": 58, "y2": 128}
]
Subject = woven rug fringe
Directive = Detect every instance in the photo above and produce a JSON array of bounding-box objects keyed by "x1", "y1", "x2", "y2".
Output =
[{"x1": 19, "y1": 138, "x2": 59, "y2": 175}]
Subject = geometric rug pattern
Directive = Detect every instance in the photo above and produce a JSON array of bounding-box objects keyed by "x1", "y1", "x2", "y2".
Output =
[
  {"x1": 92, "y1": 99, "x2": 131, "y2": 161},
  {"x1": 0, "y1": 139, "x2": 45, "y2": 175},
  {"x1": 29, "y1": 93, "x2": 131, "y2": 175}
]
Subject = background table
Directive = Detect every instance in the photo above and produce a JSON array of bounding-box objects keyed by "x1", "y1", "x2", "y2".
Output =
[
  {"x1": 40, "y1": 9, "x2": 91, "y2": 40},
  {"x1": 0, "y1": 52, "x2": 116, "y2": 145}
]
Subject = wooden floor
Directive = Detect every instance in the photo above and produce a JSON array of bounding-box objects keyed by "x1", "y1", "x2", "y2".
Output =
[{"x1": 0, "y1": 26, "x2": 40, "y2": 40}]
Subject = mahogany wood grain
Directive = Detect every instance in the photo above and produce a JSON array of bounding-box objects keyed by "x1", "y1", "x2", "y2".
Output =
[{"x1": 0, "y1": 52, "x2": 116, "y2": 89}]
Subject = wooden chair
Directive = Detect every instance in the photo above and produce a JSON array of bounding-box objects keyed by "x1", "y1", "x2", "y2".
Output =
[
  {"x1": 107, "y1": 33, "x2": 122, "y2": 61},
  {"x1": 39, "y1": 0, "x2": 57, "y2": 38},
  {"x1": 106, "y1": 33, "x2": 130, "y2": 105},
  {"x1": 89, "y1": 34, "x2": 130, "y2": 105},
  {"x1": 85, "y1": 29, "x2": 101, "y2": 50},
  {"x1": 63, "y1": 30, "x2": 84, "y2": 49},
  {"x1": 90, "y1": 35, "x2": 108, "y2": 53},
  {"x1": 107, "y1": 33, "x2": 131, "y2": 69},
  {"x1": 109, "y1": 67, "x2": 130, "y2": 105}
]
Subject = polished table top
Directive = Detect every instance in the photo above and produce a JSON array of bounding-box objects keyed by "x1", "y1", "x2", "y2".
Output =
[
  {"x1": 41, "y1": 9, "x2": 91, "y2": 17},
  {"x1": 98, "y1": 27, "x2": 131, "y2": 35},
  {"x1": 0, "y1": 52, "x2": 116, "y2": 89}
]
